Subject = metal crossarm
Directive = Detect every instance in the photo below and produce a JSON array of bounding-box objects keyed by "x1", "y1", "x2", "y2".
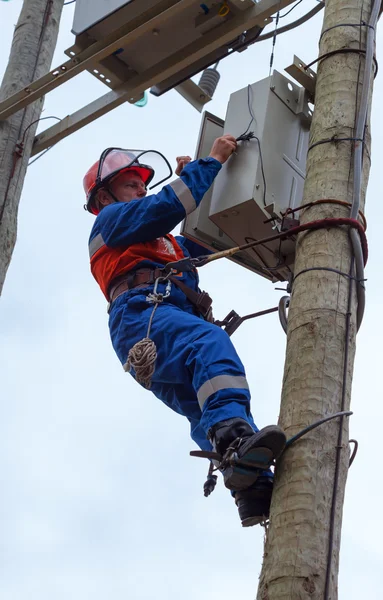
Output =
[{"x1": 1, "y1": 0, "x2": 297, "y2": 155}]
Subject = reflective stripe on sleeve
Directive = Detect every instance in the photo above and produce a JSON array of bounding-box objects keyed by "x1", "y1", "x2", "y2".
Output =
[
  {"x1": 197, "y1": 375, "x2": 249, "y2": 410},
  {"x1": 169, "y1": 178, "x2": 196, "y2": 215},
  {"x1": 89, "y1": 233, "x2": 105, "y2": 258}
]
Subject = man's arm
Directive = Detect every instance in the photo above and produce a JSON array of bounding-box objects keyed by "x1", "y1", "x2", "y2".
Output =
[
  {"x1": 90, "y1": 135, "x2": 237, "y2": 249},
  {"x1": 92, "y1": 157, "x2": 221, "y2": 248}
]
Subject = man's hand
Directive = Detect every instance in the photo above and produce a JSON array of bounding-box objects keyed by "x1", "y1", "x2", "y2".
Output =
[
  {"x1": 209, "y1": 134, "x2": 237, "y2": 164},
  {"x1": 175, "y1": 155, "x2": 192, "y2": 176}
]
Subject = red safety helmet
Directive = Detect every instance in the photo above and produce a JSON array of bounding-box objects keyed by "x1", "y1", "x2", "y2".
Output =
[{"x1": 83, "y1": 148, "x2": 155, "y2": 215}]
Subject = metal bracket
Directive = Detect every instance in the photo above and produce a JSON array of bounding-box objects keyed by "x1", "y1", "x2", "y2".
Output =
[
  {"x1": 285, "y1": 55, "x2": 316, "y2": 101},
  {"x1": 270, "y1": 69, "x2": 312, "y2": 124},
  {"x1": 174, "y1": 79, "x2": 212, "y2": 113}
]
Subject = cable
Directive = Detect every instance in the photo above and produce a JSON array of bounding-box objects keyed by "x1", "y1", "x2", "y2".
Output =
[
  {"x1": 323, "y1": 4, "x2": 381, "y2": 596},
  {"x1": 254, "y1": 4, "x2": 324, "y2": 43},
  {"x1": 269, "y1": 11, "x2": 280, "y2": 76},
  {"x1": 21, "y1": 116, "x2": 61, "y2": 166},
  {"x1": 349, "y1": 0, "x2": 380, "y2": 329},
  {"x1": 351, "y1": 0, "x2": 380, "y2": 221},
  {"x1": 63, "y1": 1, "x2": 76, "y2": 5},
  {"x1": 22, "y1": 115, "x2": 61, "y2": 143},
  {"x1": 238, "y1": 85, "x2": 267, "y2": 207},
  {"x1": 279, "y1": 0, "x2": 304, "y2": 19}
]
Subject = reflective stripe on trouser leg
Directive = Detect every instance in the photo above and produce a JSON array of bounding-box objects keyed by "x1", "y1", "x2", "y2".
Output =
[
  {"x1": 197, "y1": 375, "x2": 249, "y2": 410},
  {"x1": 108, "y1": 295, "x2": 257, "y2": 443}
]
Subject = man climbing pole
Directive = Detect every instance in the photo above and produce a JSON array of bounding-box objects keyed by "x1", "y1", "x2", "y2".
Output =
[{"x1": 84, "y1": 135, "x2": 286, "y2": 526}]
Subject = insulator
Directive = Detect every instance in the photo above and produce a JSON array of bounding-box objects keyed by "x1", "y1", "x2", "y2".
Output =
[{"x1": 198, "y1": 68, "x2": 221, "y2": 98}]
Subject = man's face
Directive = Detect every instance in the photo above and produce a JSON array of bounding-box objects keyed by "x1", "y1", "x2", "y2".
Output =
[{"x1": 109, "y1": 170, "x2": 147, "y2": 202}]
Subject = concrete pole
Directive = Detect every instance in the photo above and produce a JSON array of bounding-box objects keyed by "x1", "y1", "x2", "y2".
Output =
[
  {"x1": 0, "y1": 0, "x2": 64, "y2": 294},
  {"x1": 257, "y1": 0, "x2": 376, "y2": 598}
]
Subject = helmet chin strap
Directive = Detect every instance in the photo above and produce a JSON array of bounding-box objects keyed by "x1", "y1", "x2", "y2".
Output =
[{"x1": 106, "y1": 186, "x2": 122, "y2": 204}]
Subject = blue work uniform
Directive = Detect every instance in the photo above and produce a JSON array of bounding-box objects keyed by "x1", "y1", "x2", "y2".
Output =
[{"x1": 88, "y1": 157, "x2": 260, "y2": 451}]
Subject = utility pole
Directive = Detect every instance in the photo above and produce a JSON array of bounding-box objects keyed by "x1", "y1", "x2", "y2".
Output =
[
  {"x1": 257, "y1": 0, "x2": 377, "y2": 598},
  {"x1": 0, "y1": 0, "x2": 64, "y2": 294}
]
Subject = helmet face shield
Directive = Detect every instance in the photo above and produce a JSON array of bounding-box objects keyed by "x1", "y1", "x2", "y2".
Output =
[
  {"x1": 97, "y1": 148, "x2": 172, "y2": 191},
  {"x1": 84, "y1": 148, "x2": 173, "y2": 215}
]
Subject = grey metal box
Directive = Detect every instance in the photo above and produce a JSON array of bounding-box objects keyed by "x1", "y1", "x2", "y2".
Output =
[
  {"x1": 180, "y1": 112, "x2": 274, "y2": 277},
  {"x1": 208, "y1": 71, "x2": 310, "y2": 281},
  {"x1": 72, "y1": 0, "x2": 135, "y2": 36},
  {"x1": 66, "y1": 0, "x2": 280, "y2": 108}
]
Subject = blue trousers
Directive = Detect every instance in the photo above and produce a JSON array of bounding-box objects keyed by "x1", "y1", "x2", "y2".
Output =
[{"x1": 109, "y1": 288, "x2": 259, "y2": 452}]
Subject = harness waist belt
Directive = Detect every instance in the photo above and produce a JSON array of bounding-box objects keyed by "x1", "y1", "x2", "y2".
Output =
[
  {"x1": 109, "y1": 268, "x2": 164, "y2": 303},
  {"x1": 108, "y1": 268, "x2": 214, "y2": 322}
]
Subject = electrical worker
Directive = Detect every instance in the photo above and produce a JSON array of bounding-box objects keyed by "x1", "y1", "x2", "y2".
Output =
[{"x1": 84, "y1": 136, "x2": 286, "y2": 527}]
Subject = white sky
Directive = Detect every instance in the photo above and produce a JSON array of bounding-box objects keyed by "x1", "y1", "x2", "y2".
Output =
[{"x1": 1, "y1": 1, "x2": 382, "y2": 599}]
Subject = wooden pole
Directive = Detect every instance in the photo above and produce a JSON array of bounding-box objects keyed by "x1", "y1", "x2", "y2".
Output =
[
  {"x1": 257, "y1": 0, "x2": 376, "y2": 598},
  {"x1": 0, "y1": 0, "x2": 64, "y2": 294}
]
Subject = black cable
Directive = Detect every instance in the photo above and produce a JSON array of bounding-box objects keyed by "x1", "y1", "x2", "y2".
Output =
[
  {"x1": 319, "y1": 21, "x2": 375, "y2": 42},
  {"x1": 254, "y1": 4, "x2": 324, "y2": 43},
  {"x1": 23, "y1": 116, "x2": 62, "y2": 166},
  {"x1": 308, "y1": 136, "x2": 364, "y2": 153},
  {"x1": 304, "y1": 48, "x2": 378, "y2": 77},
  {"x1": 285, "y1": 411, "x2": 353, "y2": 448},
  {"x1": 243, "y1": 236, "x2": 281, "y2": 276},
  {"x1": 22, "y1": 115, "x2": 62, "y2": 143},
  {"x1": 64, "y1": 1, "x2": 76, "y2": 5},
  {"x1": 293, "y1": 266, "x2": 366, "y2": 286},
  {"x1": 238, "y1": 85, "x2": 267, "y2": 208},
  {"x1": 348, "y1": 439, "x2": 358, "y2": 467},
  {"x1": 245, "y1": 236, "x2": 288, "y2": 274},
  {"x1": 279, "y1": 0, "x2": 304, "y2": 19}
]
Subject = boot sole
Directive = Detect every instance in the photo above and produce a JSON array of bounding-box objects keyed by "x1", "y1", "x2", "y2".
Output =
[
  {"x1": 241, "y1": 515, "x2": 267, "y2": 527},
  {"x1": 223, "y1": 426, "x2": 286, "y2": 491}
]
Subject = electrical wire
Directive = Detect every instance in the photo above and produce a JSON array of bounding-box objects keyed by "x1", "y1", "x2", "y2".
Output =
[
  {"x1": 279, "y1": 0, "x2": 304, "y2": 18},
  {"x1": 240, "y1": 84, "x2": 267, "y2": 207},
  {"x1": 349, "y1": 0, "x2": 380, "y2": 329},
  {"x1": 269, "y1": 11, "x2": 280, "y2": 76},
  {"x1": 323, "y1": 3, "x2": 381, "y2": 596},
  {"x1": 254, "y1": 3, "x2": 324, "y2": 43},
  {"x1": 24, "y1": 116, "x2": 62, "y2": 166},
  {"x1": 63, "y1": 1, "x2": 76, "y2": 5}
]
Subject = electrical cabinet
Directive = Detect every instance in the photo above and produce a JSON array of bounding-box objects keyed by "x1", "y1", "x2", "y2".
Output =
[
  {"x1": 181, "y1": 112, "x2": 280, "y2": 277},
  {"x1": 181, "y1": 71, "x2": 311, "y2": 282},
  {"x1": 66, "y1": 0, "x2": 270, "y2": 108}
]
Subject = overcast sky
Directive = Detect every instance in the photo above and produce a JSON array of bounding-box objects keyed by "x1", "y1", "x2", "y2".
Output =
[{"x1": 1, "y1": 1, "x2": 382, "y2": 599}]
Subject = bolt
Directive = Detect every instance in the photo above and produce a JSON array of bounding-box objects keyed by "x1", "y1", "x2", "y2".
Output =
[
  {"x1": 256, "y1": 184, "x2": 260, "y2": 189},
  {"x1": 152, "y1": 29, "x2": 160, "y2": 35},
  {"x1": 200, "y1": 94, "x2": 206, "y2": 100}
]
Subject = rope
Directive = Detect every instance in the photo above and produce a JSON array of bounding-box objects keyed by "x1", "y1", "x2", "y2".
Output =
[
  {"x1": 123, "y1": 278, "x2": 171, "y2": 389},
  {"x1": 124, "y1": 335, "x2": 157, "y2": 389}
]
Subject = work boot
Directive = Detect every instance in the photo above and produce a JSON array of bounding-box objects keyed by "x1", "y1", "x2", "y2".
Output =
[
  {"x1": 234, "y1": 476, "x2": 273, "y2": 527},
  {"x1": 208, "y1": 417, "x2": 286, "y2": 490}
]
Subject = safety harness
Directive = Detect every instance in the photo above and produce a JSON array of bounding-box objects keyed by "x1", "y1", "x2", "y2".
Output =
[{"x1": 108, "y1": 267, "x2": 214, "y2": 322}]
